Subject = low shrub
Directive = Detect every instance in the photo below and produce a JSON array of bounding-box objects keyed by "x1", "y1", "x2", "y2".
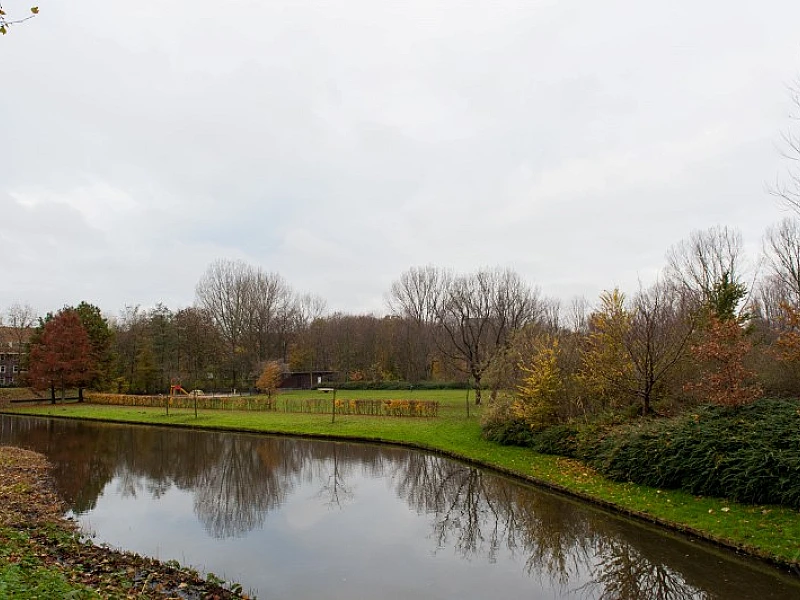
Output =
[
  {"x1": 88, "y1": 393, "x2": 277, "y2": 411},
  {"x1": 482, "y1": 396, "x2": 800, "y2": 508},
  {"x1": 533, "y1": 424, "x2": 579, "y2": 457},
  {"x1": 0, "y1": 387, "x2": 50, "y2": 401},
  {"x1": 86, "y1": 393, "x2": 439, "y2": 417},
  {"x1": 292, "y1": 397, "x2": 438, "y2": 417},
  {"x1": 482, "y1": 419, "x2": 538, "y2": 446},
  {"x1": 482, "y1": 420, "x2": 578, "y2": 457},
  {"x1": 580, "y1": 398, "x2": 800, "y2": 508}
]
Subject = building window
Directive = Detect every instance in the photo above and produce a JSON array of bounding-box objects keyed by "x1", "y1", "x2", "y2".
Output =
[
  {"x1": 0, "y1": 377, "x2": 5, "y2": 385},
  {"x1": 0, "y1": 365, "x2": 5, "y2": 374},
  {"x1": 13, "y1": 365, "x2": 19, "y2": 373},
  {"x1": 0, "y1": 353, "x2": 5, "y2": 362}
]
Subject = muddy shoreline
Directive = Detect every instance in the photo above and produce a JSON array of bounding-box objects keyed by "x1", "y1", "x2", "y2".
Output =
[{"x1": 0, "y1": 445, "x2": 251, "y2": 599}]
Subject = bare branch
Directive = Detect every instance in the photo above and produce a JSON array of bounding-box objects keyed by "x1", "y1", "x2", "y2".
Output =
[
  {"x1": 0, "y1": 3, "x2": 38, "y2": 35},
  {"x1": 771, "y1": 77, "x2": 800, "y2": 213}
]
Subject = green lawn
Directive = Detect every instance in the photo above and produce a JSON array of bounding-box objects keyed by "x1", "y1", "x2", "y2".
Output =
[{"x1": 5, "y1": 389, "x2": 800, "y2": 569}]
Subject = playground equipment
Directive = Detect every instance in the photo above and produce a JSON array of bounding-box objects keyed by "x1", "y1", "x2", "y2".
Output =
[
  {"x1": 167, "y1": 384, "x2": 197, "y2": 417},
  {"x1": 170, "y1": 384, "x2": 190, "y2": 397}
]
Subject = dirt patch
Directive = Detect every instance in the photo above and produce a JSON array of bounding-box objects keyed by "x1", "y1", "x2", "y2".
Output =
[{"x1": 0, "y1": 445, "x2": 251, "y2": 599}]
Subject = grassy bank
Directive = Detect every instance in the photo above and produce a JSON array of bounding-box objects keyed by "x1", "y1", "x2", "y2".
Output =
[
  {"x1": 0, "y1": 446, "x2": 248, "y2": 599},
  {"x1": 4, "y1": 391, "x2": 800, "y2": 571}
]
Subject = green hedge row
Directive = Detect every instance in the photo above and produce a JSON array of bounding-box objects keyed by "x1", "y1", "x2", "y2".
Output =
[
  {"x1": 483, "y1": 398, "x2": 800, "y2": 509},
  {"x1": 583, "y1": 399, "x2": 800, "y2": 508}
]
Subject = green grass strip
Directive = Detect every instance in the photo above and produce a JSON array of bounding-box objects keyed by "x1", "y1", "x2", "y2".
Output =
[{"x1": 0, "y1": 527, "x2": 101, "y2": 599}]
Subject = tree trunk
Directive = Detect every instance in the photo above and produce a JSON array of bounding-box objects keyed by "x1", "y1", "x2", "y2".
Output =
[
  {"x1": 50, "y1": 384, "x2": 56, "y2": 404},
  {"x1": 472, "y1": 374, "x2": 482, "y2": 405},
  {"x1": 641, "y1": 379, "x2": 654, "y2": 415},
  {"x1": 78, "y1": 387, "x2": 84, "y2": 402}
]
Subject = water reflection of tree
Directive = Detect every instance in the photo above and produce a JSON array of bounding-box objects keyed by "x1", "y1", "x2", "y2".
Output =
[
  {"x1": 392, "y1": 453, "x2": 712, "y2": 599},
  {"x1": 193, "y1": 437, "x2": 291, "y2": 537},
  {"x1": 395, "y1": 453, "x2": 590, "y2": 584},
  {"x1": 0, "y1": 418, "x2": 304, "y2": 538},
  {"x1": 399, "y1": 455, "x2": 502, "y2": 558},
  {"x1": 314, "y1": 444, "x2": 354, "y2": 508},
  {"x1": 0, "y1": 418, "x2": 391, "y2": 538},
  {"x1": 0, "y1": 417, "x2": 117, "y2": 512},
  {"x1": 578, "y1": 535, "x2": 713, "y2": 600}
]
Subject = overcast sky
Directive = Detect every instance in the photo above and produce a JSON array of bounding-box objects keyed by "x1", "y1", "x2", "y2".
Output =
[{"x1": 2, "y1": 1, "x2": 800, "y2": 318}]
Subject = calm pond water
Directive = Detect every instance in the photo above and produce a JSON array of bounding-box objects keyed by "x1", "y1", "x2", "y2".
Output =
[{"x1": 0, "y1": 415, "x2": 798, "y2": 599}]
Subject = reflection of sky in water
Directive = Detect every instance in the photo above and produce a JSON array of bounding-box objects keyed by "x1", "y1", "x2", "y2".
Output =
[
  {"x1": 76, "y1": 473, "x2": 576, "y2": 600},
  {"x1": 4, "y1": 416, "x2": 799, "y2": 600}
]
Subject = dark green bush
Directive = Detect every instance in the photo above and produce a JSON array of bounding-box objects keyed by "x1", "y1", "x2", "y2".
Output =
[
  {"x1": 482, "y1": 419, "x2": 538, "y2": 446},
  {"x1": 482, "y1": 420, "x2": 578, "y2": 457},
  {"x1": 580, "y1": 398, "x2": 800, "y2": 508},
  {"x1": 530, "y1": 424, "x2": 579, "y2": 457},
  {"x1": 483, "y1": 397, "x2": 800, "y2": 508}
]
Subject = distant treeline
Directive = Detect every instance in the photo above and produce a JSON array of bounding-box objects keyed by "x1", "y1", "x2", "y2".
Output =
[{"x1": 7, "y1": 220, "x2": 800, "y2": 413}]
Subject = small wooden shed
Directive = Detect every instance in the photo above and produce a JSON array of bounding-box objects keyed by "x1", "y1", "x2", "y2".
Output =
[{"x1": 279, "y1": 370, "x2": 337, "y2": 390}]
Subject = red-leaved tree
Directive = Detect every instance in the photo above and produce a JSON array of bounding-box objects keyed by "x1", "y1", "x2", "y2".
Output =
[
  {"x1": 685, "y1": 316, "x2": 761, "y2": 406},
  {"x1": 28, "y1": 310, "x2": 96, "y2": 403}
]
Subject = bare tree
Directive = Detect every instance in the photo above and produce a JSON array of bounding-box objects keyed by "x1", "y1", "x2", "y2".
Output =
[
  {"x1": 772, "y1": 78, "x2": 800, "y2": 212},
  {"x1": 388, "y1": 265, "x2": 450, "y2": 324},
  {"x1": 195, "y1": 259, "x2": 256, "y2": 388},
  {"x1": 294, "y1": 293, "x2": 327, "y2": 328},
  {"x1": 567, "y1": 296, "x2": 590, "y2": 334},
  {"x1": 387, "y1": 265, "x2": 451, "y2": 382},
  {"x1": 623, "y1": 281, "x2": 696, "y2": 415},
  {"x1": 665, "y1": 225, "x2": 747, "y2": 309},
  {"x1": 247, "y1": 269, "x2": 293, "y2": 364},
  {"x1": 536, "y1": 296, "x2": 563, "y2": 333},
  {"x1": 4, "y1": 302, "x2": 37, "y2": 367},
  {"x1": 753, "y1": 274, "x2": 793, "y2": 332},
  {"x1": 763, "y1": 217, "x2": 800, "y2": 305},
  {"x1": 278, "y1": 293, "x2": 327, "y2": 367},
  {"x1": 436, "y1": 268, "x2": 541, "y2": 404},
  {"x1": 273, "y1": 292, "x2": 327, "y2": 364}
]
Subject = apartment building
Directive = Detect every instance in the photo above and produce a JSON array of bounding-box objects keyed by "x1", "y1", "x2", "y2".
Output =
[{"x1": 0, "y1": 326, "x2": 31, "y2": 386}]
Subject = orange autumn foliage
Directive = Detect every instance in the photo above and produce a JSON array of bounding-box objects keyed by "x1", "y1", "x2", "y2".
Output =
[{"x1": 685, "y1": 316, "x2": 761, "y2": 406}]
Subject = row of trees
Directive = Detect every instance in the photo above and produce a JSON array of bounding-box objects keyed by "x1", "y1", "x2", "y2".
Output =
[{"x1": 7, "y1": 217, "x2": 800, "y2": 410}]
